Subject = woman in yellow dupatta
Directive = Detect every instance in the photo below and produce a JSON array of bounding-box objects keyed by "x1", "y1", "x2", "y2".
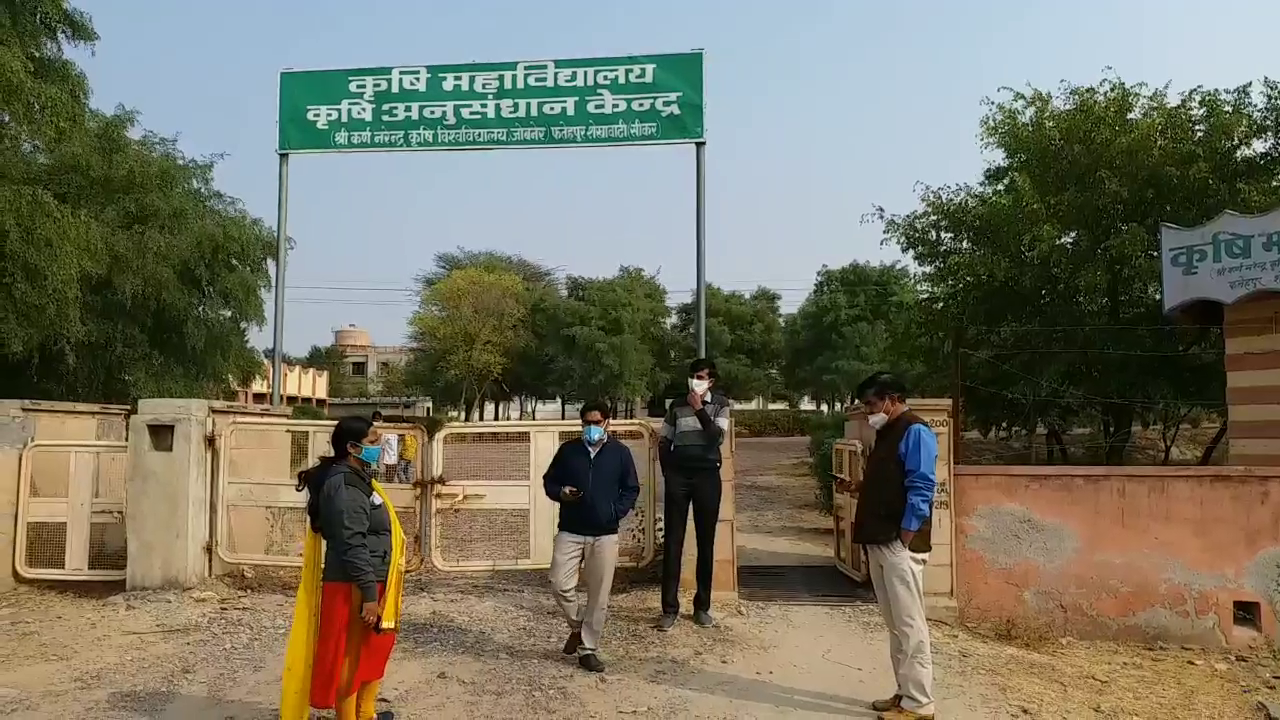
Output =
[{"x1": 280, "y1": 416, "x2": 406, "y2": 720}]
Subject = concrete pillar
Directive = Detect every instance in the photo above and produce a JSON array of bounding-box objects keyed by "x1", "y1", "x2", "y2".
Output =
[
  {"x1": 679, "y1": 425, "x2": 738, "y2": 602},
  {"x1": 1224, "y1": 296, "x2": 1280, "y2": 465},
  {"x1": 846, "y1": 400, "x2": 957, "y2": 623},
  {"x1": 126, "y1": 399, "x2": 212, "y2": 590}
]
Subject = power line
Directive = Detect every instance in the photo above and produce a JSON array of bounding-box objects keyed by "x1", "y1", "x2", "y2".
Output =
[
  {"x1": 972, "y1": 348, "x2": 1221, "y2": 357},
  {"x1": 960, "y1": 323, "x2": 1231, "y2": 331}
]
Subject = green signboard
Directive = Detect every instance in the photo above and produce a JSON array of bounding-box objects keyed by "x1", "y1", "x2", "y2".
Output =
[{"x1": 277, "y1": 51, "x2": 704, "y2": 153}]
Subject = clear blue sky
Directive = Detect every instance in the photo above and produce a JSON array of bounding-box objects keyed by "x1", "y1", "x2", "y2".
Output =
[{"x1": 71, "y1": 0, "x2": 1280, "y2": 353}]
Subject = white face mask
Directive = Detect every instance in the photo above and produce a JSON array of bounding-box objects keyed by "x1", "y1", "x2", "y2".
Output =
[
  {"x1": 688, "y1": 378, "x2": 710, "y2": 395},
  {"x1": 867, "y1": 412, "x2": 889, "y2": 430}
]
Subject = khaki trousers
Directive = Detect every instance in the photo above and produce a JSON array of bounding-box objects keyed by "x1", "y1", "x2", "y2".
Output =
[
  {"x1": 867, "y1": 540, "x2": 936, "y2": 715},
  {"x1": 549, "y1": 531, "x2": 619, "y2": 655}
]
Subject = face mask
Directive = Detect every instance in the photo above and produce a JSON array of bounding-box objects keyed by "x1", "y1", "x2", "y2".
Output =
[
  {"x1": 355, "y1": 443, "x2": 382, "y2": 466},
  {"x1": 867, "y1": 413, "x2": 889, "y2": 431},
  {"x1": 688, "y1": 378, "x2": 710, "y2": 395},
  {"x1": 583, "y1": 425, "x2": 606, "y2": 444}
]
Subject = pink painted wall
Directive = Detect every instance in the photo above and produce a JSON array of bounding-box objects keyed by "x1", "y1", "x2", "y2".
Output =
[{"x1": 954, "y1": 465, "x2": 1280, "y2": 647}]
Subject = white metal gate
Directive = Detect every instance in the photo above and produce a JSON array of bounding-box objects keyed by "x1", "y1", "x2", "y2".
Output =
[
  {"x1": 15, "y1": 440, "x2": 128, "y2": 581},
  {"x1": 429, "y1": 420, "x2": 658, "y2": 572},
  {"x1": 214, "y1": 418, "x2": 426, "y2": 567}
]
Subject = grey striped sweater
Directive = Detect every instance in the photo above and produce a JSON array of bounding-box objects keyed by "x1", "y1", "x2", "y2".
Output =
[{"x1": 658, "y1": 392, "x2": 731, "y2": 472}]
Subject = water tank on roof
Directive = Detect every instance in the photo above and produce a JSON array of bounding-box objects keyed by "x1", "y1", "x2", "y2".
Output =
[{"x1": 334, "y1": 324, "x2": 372, "y2": 346}]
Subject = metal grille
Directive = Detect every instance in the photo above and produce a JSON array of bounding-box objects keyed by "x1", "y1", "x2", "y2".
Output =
[
  {"x1": 288, "y1": 430, "x2": 310, "y2": 475},
  {"x1": 16, "y1": 441, "x2": 128, "y2": 581},
  {"x1": 89, "y1": 521, "x2": 127, "y2": 571},
  {"x1": 441, "y1": 431, "x2": 529, "y2": 484},
  {"x1": 226, "y1": 505, "x2": 310, "y2": 558},
  {"x1": 431, "y1": 421, "x2": 657, "y2": 572},
  {"x1": 832, "y1": 445, "x2": 847, "y2": 479},
  {"x1": 738, "y1": 565, "x2": 876, "y2": 605},
  {"x1": 217, "y1": 419, "x2": 427, "y2": 568},
  {"x1": 24, "y1": 522, "x2": 67, "y2": 570},
  {"x1": 437, "y1": 507, "x2": 530, "y2": 563}
]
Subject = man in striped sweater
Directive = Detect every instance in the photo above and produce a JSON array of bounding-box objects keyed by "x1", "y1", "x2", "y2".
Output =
[{"x1": 656, "y1": 358, "x2": 731, "y2": 631}]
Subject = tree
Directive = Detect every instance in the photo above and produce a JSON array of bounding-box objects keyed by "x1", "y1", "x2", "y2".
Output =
[
  {"x1": 0, "y1": 3, "x2": 277, "y2": 404},
  {"x1": 409, "y1": 267, "x2": 528, "y2": 420},
  {"x1": 782, "y1": 262, "x2": 927, "y2": 411},
  {"x1": 406, "y1": 248, "x2": 562, "y2": 417},
  {"x1": 877, "y1": 75, "x2": 1280, "y2": 463},
  {"x1": 555, "y1": 267, "x2": 672, "y2": 415},
  {"x1": 673, "y1": 286, "x2": 784, "y2": 401}
]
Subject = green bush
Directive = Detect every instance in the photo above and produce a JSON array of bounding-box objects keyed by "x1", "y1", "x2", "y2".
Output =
[
  {"x1": 734, "y1": 409, "x2": 824, "y2": 437},
  {"x1": 290, "y1": 405, "x2": 328, "y2": 420},
  {"x1": 807, "y1": 413, "x2": 847, "y2": 515},
  {"x1": 422, "y1": 413, "x2": 449, "y2": 437}
]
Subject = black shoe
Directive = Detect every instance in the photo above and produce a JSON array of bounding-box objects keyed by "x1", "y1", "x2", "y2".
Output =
[
  {"x1": 693, "y1": 610, "x2": 716, "y2": 628},
  {"x1": 375, "y1": 712, "x2": 395, "y2": 720},
  {"x1": 656, "y1": 613, "x2": 677, "y2": 632},
  {"x1": 562, "y1": 630, "x2": 582, "y2": 656},
  {"x1": 578, "y1": 653, "x2": 605, "y2": 673}
]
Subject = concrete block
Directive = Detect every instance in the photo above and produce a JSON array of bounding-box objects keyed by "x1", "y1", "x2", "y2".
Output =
[
  {"x1": 718, "y1": 481, "x2": 734, "y2": 521},
  {"x1": 127, "y1": 399, "x2": 213, "y2": 590},
  {"x1": 924, "y1": 561, "x2": 953, "y2": 596}
]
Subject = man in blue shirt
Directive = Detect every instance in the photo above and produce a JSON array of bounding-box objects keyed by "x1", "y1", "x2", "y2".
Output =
[{"x1": 850, "y1": 372, "x2": 937, "y2": 720}]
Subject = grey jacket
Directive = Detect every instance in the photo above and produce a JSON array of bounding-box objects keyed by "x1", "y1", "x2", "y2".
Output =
[{"x1": 316, "y1": 462, "x2": 392, "y2": 603}]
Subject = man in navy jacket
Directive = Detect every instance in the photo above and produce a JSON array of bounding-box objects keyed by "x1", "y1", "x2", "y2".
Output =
[{"x1": 543, "y1": 400, "x2": 640, "y2": 673}]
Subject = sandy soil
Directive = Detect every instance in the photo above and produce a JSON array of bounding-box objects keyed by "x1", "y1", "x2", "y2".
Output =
[{"x1": 0, "y1": 438, "x2": 1271, "y2": 719}]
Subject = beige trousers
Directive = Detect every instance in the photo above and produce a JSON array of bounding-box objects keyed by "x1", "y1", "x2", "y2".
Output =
[
  {"x1": 867, "y1": 540, "x2": 936, "y2": 715},
  {"x1": 549, "y1": 531, "x2": 619, "y2": 655}
]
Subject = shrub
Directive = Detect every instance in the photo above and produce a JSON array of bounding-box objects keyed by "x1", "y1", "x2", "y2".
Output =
[
  {"x1": 734, "y1": 409, "x2": 824, "y2": 438},
  {"x1": 807, "y1": 413, "x2": 847, "y2": 515},
  {"x1": 422, "y1": 413, "x2": 449, "y2": 437},
  {"x1": 290, "y1": 405, "x2": 328, "y2": 420}
]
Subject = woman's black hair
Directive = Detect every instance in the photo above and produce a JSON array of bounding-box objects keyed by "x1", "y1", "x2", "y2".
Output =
[{"x1": 295, "y1": 415, "x2": 375, "y2": 532}]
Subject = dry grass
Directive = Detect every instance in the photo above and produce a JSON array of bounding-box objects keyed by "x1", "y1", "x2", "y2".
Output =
[{"x1": 934, "y1": 620, "x2": 1275, "y2": 719}]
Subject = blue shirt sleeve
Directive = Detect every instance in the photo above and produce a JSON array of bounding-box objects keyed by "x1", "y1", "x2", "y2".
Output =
[{"x1": 899, "y1": 424, "x2": 938, "y2": 533}]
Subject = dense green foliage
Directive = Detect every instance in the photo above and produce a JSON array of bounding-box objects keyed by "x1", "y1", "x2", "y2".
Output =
[
  {"x1": 1, "y1": 2, "x2": 276, "y2": 403},
  {"x1": 733, "y1": 409, "x2": 823, "y2": 438}
]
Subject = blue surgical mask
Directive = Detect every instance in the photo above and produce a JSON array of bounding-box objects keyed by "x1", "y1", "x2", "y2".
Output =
[
  {"x1": 583, "y1": 425, "x2": 606, "y2": 445},
  {"x1": 356, "y1": 443, "x2": 383, "y2": 466}
]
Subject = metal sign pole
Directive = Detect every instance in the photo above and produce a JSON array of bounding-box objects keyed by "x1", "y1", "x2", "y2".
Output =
[
  {"x1": 695, "y1": 141, "x2": 707, "y2": 358},
  {"x1": 270, "y1": 153, "x2": 290, "y2": 406}
]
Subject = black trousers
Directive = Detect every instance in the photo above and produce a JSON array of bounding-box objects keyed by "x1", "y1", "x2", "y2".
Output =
[{"x1": 661, "y1": 467, "x2": 722, "y2": 614}]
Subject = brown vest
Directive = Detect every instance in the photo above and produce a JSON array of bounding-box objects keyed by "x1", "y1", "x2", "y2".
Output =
[{"x1": 851, "y1": 410, "x2": 933, "y2": 553}]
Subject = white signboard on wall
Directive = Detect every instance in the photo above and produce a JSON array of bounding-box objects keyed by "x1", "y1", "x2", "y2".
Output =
[{"x1": 1161, "y1": 208, "x2": 1280, "y2": 312}]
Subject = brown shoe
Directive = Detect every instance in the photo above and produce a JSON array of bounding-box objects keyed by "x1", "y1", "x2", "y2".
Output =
[
  {"x1": 562, "y1": 630, "x2": 582, "y2": 656},
  {"x1": 870, "y1": 695, "x2": 902, "y2": 712},
  {"x1": 877, "y1": 707, "x2": 934, "y2": 720}
]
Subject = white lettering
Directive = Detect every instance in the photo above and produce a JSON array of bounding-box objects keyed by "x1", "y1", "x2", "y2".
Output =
[
  {"x1": 538, "y1": 97, "x2": 578, "y2": 116},
  {"x1": 458, "y1": 97, "x2": 499, "y2": 121},
  {"x1": 553, "y1": 66, "x2": 595, "y2": 88},
  {"x1": 514, "y1": 61, "x2": 555, "y2": 88},
  {"x1": 586, "y1": 89, "x2": 629, "y2": 115},
  {"x1": 305, "y1": 99, "x2": 374, "y2": 129},
  {"x1": 348, "y1": 67, "x2": 431, "y2": 100}
]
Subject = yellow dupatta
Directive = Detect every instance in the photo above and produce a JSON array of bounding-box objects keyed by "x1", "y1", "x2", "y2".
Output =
[{"x1": 279, "y1": 479, "x2": 406, "y2": 720}]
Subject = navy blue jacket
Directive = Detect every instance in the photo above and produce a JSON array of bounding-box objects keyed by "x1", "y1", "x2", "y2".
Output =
[{"x1": 542, "y1": 438, "x2": 640, "y2": 537}]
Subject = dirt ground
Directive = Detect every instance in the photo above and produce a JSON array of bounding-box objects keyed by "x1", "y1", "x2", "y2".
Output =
[{"x1": 0, "y1": 438, "x2": 1274, "y2": 718}]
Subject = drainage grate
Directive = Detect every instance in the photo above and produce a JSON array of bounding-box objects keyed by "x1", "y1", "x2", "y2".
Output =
[{"x1": 738, "y1": 565, "x2": 877, "y2": 605}]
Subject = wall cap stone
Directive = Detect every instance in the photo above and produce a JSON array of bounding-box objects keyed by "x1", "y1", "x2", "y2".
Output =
[
  {"x1": 0, "y1": 399, "x2": 129, "y2": 415},
  {"x1": 956, "y1": 465, "x2": 1280, "y2": 478}
]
